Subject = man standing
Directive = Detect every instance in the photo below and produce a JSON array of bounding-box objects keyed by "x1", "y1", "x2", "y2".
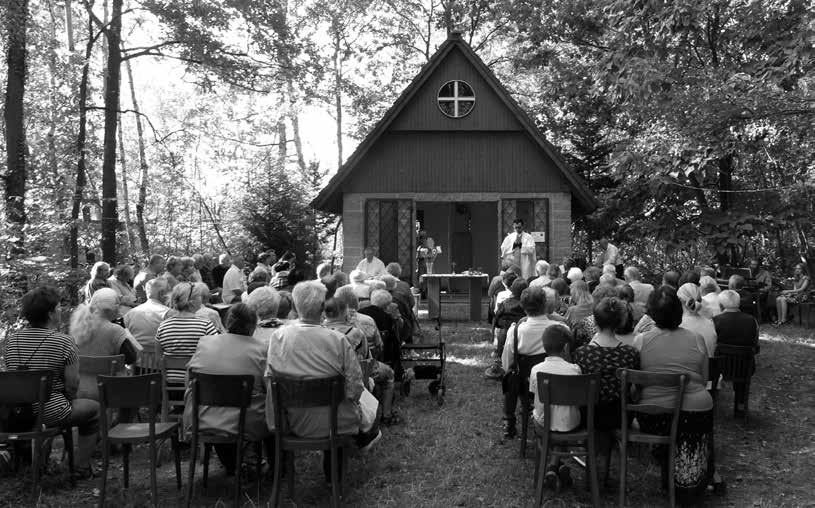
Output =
[
  {"x1": 594, "y1": 236, "x2": 623, "y2": 278},
  {"x1": 500, "y1": 218, "x2": 536, "y2": 280},
  {"x1": 212, "y1": 254, "x2": 231, "y2": 290},
  {"x1": 221, "y1": 255, "x2": 247, "y2": 304},
  {"x1": 356, "y1": 247, "x2": 386, "y2": 278},
  {"x1": 133, "y1": 254, "x2": 164, "y2": 304}
]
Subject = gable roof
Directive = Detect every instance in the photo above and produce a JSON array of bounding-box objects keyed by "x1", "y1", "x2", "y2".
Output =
[{"x1": 311, "y1": 32, "x2": 598, "y2": 214}]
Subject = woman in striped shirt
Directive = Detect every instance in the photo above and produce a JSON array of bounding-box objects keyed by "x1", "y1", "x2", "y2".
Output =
[
  {"x1": 5, "y1": 286, "x2": 99, "y2": 475},
  {"x1": 155, "y1": 282, "x2": 218, "y2": 385}
]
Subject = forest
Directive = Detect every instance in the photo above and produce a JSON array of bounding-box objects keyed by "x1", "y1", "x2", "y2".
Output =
[{"x1": 2, "y1": 0, "x2": 814, "y2": 294}]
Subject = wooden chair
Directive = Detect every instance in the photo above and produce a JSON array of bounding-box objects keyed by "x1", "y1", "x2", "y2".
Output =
[
  {"x1": 138, "y1": 343, "x2": 160, "y2": 374},
  {"x1": 517, "y1": 353, "x2": 548, "y2": 458},
  {"x1": 532, "y1": 372, "x2": 601, "y2": 508},
  {"x1": 186, "y1": 372, "x2": 261, "y2": 508},
  {"x1": 268, "y1": 375, "x2": 356, "y2": 508},
  {"x1": 714, "y1": 344, "x2": 756, "y2": 422},
  {"x1": 612, "y1": 369, "x2": 687, "y2": 508},
  {"x1": 0, "y1": 370, "x2": 74, "y2": 499},
  {"x1": 78, "y1": 354, "x2": 124, "y2": 401},
  {"x1": 97, "y1": 373, "x2": 182, "y2": 508},
  {"x1": 159, "y1": 349, "x2": 191, "y2": 432}
]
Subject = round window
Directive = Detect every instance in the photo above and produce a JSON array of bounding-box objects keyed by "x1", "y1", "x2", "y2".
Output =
[{"x1": 437, "y1": 80, "x2": 475, "y2": 118}]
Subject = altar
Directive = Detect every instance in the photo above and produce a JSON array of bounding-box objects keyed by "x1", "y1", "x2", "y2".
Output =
[{"x1": 421, "y1": 273, "x2": 489, "y2": 321}]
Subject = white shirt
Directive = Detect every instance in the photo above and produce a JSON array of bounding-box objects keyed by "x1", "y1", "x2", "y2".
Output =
[
  {"x1": 221, "y1": 265, "x2": 246, "y2": 304},
  {"x1": 356, "y1": 257, "x2": 386, "y2": 278},
  {"x1": 501, "y1": 316, "x2": 569, "y2": 371},
  {"x1": 628, "y1": 280, "x2": 654, "y2": 305},
  {"x1": 700, "y1": 293, "x2": 721, "y2": 319},
  {"x1": 596, "y1": 243, "x2": 622, "y2": 266},
  {"x1": 124, "y1": 299, "x2": 170, "y2": 347},
  {"x1": 196, "y1": 305, "x2": 225, "y2": 333},
  {"x1": 500, "y1": 232, "x2": 537, "y2": 279},
  {"x1": 529, "y1": 357, "x2": 582, "y2": 431},
  {"x1": 680, "y1": 314, "x2": 717, "y2": 357}
]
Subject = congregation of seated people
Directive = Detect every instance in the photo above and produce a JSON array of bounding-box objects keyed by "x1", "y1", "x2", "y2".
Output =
[
  {"x1": 484, "y1": 257, "x2": 803, "y2": 503},
  {"x1": 0, "y1": 250, "x2": 423, "y2": 502}
]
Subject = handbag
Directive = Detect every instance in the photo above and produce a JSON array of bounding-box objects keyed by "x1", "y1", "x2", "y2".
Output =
[
  {"x1": 501, "y1": 317, "x2": 527, "y2": 394},
  {"x1": 358, "y1": 388, "x2": 379, "y2": 433}
]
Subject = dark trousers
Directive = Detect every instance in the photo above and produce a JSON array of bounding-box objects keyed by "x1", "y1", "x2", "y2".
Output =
[
  {"x1": 213, "y1": 437, "x2": 274, "y2": 475},
  {"x1": 503, "y1": 384, "x2": 531, "y2": 424}
]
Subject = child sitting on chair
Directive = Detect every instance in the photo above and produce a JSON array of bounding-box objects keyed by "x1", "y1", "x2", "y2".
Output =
[{"x1": 529, "y1": 325, "x2": 582, "y2": 489}]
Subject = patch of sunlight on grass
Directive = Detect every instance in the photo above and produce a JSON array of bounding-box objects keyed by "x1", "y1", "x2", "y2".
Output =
[
  {"x1": 445, "y1": 354, "x2": 488, "y2": 367},
  {"x1": 760, "y1": 332, "x2": 815, "y2": 348}
]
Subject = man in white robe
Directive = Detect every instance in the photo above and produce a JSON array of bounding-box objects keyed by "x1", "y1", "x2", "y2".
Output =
[{"x1": 500, "y1": 219, "x2": 537, "y2": 280}]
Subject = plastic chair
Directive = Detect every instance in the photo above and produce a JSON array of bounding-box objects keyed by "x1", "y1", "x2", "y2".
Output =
[
  {"x1": 78, "y1": 354, "x2": 124, "y2": 401},
  {"x1": 97, "y1": 373, "x2": 182, "y2": 507},
  {"x1": 186, "y1": 372, "x2": 261, "y2": 508},
  {"x1": 714, "y1": 344, "x2": 756, "y2": 422},
  {"x1": 0, "y1": 370, "x2": 75, "y2": 499},
  {"x1": 517, "y1": 353, "x2": 547, "y2": 458},
  {"x1": 532, "y1": 372, "x2": 601, "y2": 507},
  {"x1": 268, "y1": 375, "x2": 356, "y2": 508},
  {"x1": 612, "y1": 369, "x2": 687, "y2": 508}
]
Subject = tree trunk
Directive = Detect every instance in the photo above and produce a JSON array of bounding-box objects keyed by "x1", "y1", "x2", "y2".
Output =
[
  {"x1": 47, "y1": 0, "x2": 63, "y2": 210},
  {"x1": 70, "y1": 14, "x2": 95, "y2": 268},
  {"x1": 117, "y1": 112, "x2": 136, "y2": 252},
  {"x1": 100, "y1": 0, "x2": 122, "y2": 264},
  {"x1": 288, "y1": 83, "x2": 307, "y2": 175},
  {"x1": 64, "y1": 0, "x2": 75, "y2": 51},
  {"x1": 124, "y1": 60, "x2": 150, "y2": 254},
  {"x1": 333, "y1": 28, "x2": 343, "y2": 169},
  {"x1": 4, "y1": 0, "x2": 29, "y2": 254}
]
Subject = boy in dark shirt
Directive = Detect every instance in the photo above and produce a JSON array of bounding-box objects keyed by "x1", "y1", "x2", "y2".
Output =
[{"x1": 484, "y1": 278, "x2": 528, "y2": 380}]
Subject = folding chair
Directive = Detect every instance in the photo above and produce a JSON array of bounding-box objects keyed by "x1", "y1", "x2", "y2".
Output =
[
  {"x1": 186, "y1": 372, "x2": 262, "y2": 508},
  {"x1": 612, "y1": 369, "x2": 687, "y2": 508},
  {"x1": 715, "y1": 344, "x2": 756, "y2": 422},
  {"x1": 0, "y1": 370, "x2": 74, "y2": 499},
  {"x1": 268, "y1": 375, "x2": 356, "y2": 508},
  {"x1": 532, "y1": 372, "x2": 600, "y2": 507},
  {"x1": 97, "y1": 373, "x2": 182, "y2": 508}
]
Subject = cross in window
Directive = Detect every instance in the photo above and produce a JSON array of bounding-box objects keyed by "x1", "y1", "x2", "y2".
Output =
[{"x1": 437, "y1": 80, "x2": 475, "y2": 118}]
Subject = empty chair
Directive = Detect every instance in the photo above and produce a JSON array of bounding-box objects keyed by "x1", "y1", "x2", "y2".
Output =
[{"x1": 97, "y1": 373, "x2": 182, "y2": 507}]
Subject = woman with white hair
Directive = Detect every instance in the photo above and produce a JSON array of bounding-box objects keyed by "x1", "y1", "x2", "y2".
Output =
[
  {"x1": 82, "y1": 261, "x2": 112, "y2": 302},
  {"x1": 70, "y1": 288, "x2": 139, "y2": 399},
  {"x1": 349, "y1": 269, "x2": 372, "y2": 306},
  {"x1": 698, "y1": 275, "x2": 722, "y2": 319},
  {"x1": 566, "y1": 266, "x2": 584, "y2": 285},
  {"x1": 677, "y1": 283, "x2": 717, "y2": 356},
  {"x1": 530, "y1": 260, "x2": 552, "y2": 287},
  {"x1": 247, "y1": 286, "x2": 283, "y2": 341}
]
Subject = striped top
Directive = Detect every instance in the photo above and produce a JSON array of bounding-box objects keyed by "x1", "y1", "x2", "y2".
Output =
[
  {"x1": 5, "y1": 327, "x2": 79, "y2": 425},
  {"x1": 155, "y1": 315, "x2": 218, "y2": 383}
]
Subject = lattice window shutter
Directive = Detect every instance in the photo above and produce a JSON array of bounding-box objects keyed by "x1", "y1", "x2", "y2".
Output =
[
  {"x1": 379, "y1": 201, "x2": 398, "y2": 264},
  {"x1": 365, "y1": 200, "x2": 380, "y2": 256},
  {"x1": 397, "y1": 200, "x2": 413, "y2": 282},
  {"x1": 533, "y1": 199, "x2": 549, "y2": 262},
  {"x1": 501, "y1": 199, "x2": 516, "y2": 238}
]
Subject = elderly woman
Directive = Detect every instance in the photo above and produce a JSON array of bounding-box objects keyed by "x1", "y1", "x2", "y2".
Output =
[
  {"x1": 162, "y1": 256, "x2": 183, "y2": 288},
  {"x1": 184, "y1": 303, "x2": 270, "y2": 475},
  {"x1": 699, "y1": 275, "x2": 722, "y2": 319},
  {"x1": 530, "y1": 260, "x2": 552, "y2": 287},
  {"x1": 359, "y1": 289, "x2": 400, "y2": 368},
  {"x1": 70, "y1": 288, "x2": 139, "y2": 399},
  {"x1": 155, "y1": 282, "x2": 219, "y2": 384},
  {"x1": 335, "y1": 285, "x2": 383, "y2": 358},
  {"x1": 633, "y1": 286, "x2": 719, "y2": 501},
  {"x1": 678, "y1": 283, "x2": 717, "y2": 356},
  {"x1": 566, "y1": 266, "x2": 584, "y2": 285},
  {"x1": 193, "y1": 282, "x2": 224, "y2": 333},
  {"x1": 571, "y1": 285, "x2": 618, "y2": 349},
  {"x1": 246, "y1": 286, "x2": 283, "y2": 341},
  {"x1": 565, "y1": 280, "x2": 593, "y2": 328},
  {"x1": 6, "y1": 286, "x2": 99, "y2": 476},
  {"x1": 775, "y1": 263, "x2": 810, "y2": 325},
  {"x1": 82, "y1": 261, "x2": 111, "y2": 302},
  {"x1": 177, "y1": 256, "x2": 197, "y2": 283},
  {"x1": 264, "y1": 281, "x2": 381, "y2": 478},
  {"x1": 614, "y1": 284, "x2": 639, "y2": 345},
  {"x1": 349, "y1": 270, "x2": 373, "y2": 306},
  {"x1": 713, "y1": 290, "x2": 760, "y2": 416},
  {"x1": 108, "y1": 264, "x2": 137, "y2": 316},
  {"x1": 572, "y1": 297, "x2": 639, "y2": 429}
]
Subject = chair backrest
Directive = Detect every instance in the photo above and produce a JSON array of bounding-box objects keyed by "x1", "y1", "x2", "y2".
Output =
[
  {"x1": 536, "y1": 373, "x2": 599, "y2": 436},
  {"x1": 79, "y1": 355, "x2": 125, "y2": 376},
  {"x1": 617, "y1": 368, "x2": 687, "y2": 445},
  {"x1": 139, "y1": 342, "x2": 160, "y2": 371},
  {"x1": 98, "y1": 373, "x2": 161, "y2": 436},
  {"x1": 269, "y1": 376, "x2": 345, "y2": 437},
  {"x1": 714, "y1": 344, "x2": 754, "y2": 381},
  {"x1": 0, "y1": 370, "x2": 52, "y2": 432},
  {"x1": 189, "y1": 372, "x2": 253, "y2": 408},
  {"x1": 159, "y1": 347, "x2": 192, "y2": 422}
]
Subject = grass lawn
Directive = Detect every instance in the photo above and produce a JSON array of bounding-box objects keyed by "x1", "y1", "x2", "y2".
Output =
[{"x1": 2, "y1": 321, "x2": 814, "y2": 507}]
